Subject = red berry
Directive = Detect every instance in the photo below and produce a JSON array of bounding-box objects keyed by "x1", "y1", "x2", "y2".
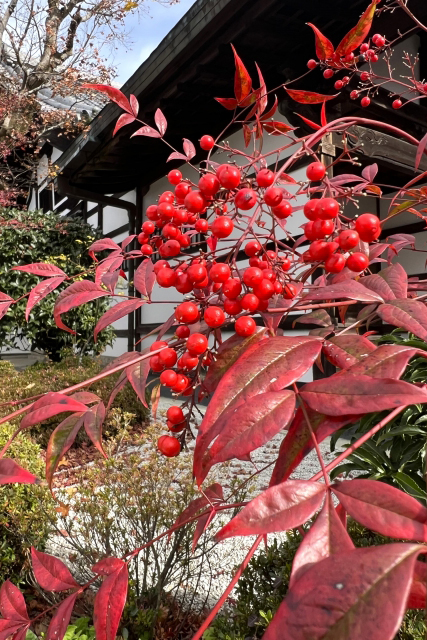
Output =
[
  {"x1": 342, "y1": 76, "x2": 350, "y2": 85},
  {"x1": 167, "y1": 406, "x2": 185, "y2": 424},
  {"x1": 184, "y1": 190, "x2": 206, "y2": 213},
  {"x1": 172, "y1": 374, "x2": 189, "y2": 393},
  {"x1": 257, "y1": 298, "x2": 269, "y2": 311},
  {"x1": 235, "y1": 316, "x2": 256, "y2": 337},
  {"x1": 187, "y1": 263, "x2": 208, "y2": 284},
  {"x1": 256, "y1": 168, "x2": 275, "y2": 187},
  {"x1": 137, "y1": 232, "x2": 149, "y2": 244},
  {"x1": 244, "y1": 240, "x2": 261, "y2": 257},
  {"x1": 355, "y1": 213, "x2": 381, "y2": 242},
  {"x1": 241, "y1": 293, "x2": 259, "y2": 312},
  {"x1": 323, "y1": 69, "x2": 334, "y2": 79},
  {"x1": 252, "y1": 278, "x2": 275, "y2": 299},
  {"x1": 372, "y1": 34, "x2": 385, "y2": 47},
  {"x1": 159, "y1": 191, "x2": 174, "y2": 203},
  {"x1": 160, "y1": 369, "x2": 178, "y2": 387},
  {"x1": 344, "y1": 53, "x2": 355, "y2": 63},
  {"x1": 175, "y1": 301, "x2": 199, "y2": 324},
  {"x1": 304, "y1": 221, "x2": 317, "y2": 242},
  {"x1": 274, "y1": 281, "x2": 282, "y2": 294},
  {"x1": 142, "y1": 220, "x2": 155, "y2": 234},
  {"x1": 195, "y1": 219, "x2": 209, "y2": 233},
  {"x1": 217, "y1": 165, "x2": 241, "y2": 189},
  {"x1": 199, "y1": 173, "x2": 220, "y2": 196},
  {"x1": 309, "y1": 240, "x2": 331, "y2": 261},
  {"x1": 157, "y1": 267, "x2": 176, "y2": 288},
  {"x1": 303, "y1": 199, "x2": 320, "y2": 221},
  {"x1": 243, "y1": 266, "x2": 263, "y2": 287},
  {"x1": 159, "y1": 239, "x2": 181, "y2": 258},
  {"x1": 262, "y1": 268, "x2": 276, "y2": 282},
  {"x1": 150, "y1": 355, "x2": 164, "y2": 372},
  {"x1": 224, "y1": 298, "x2": 242, "y2": 315},
  {"x1": 272, "y1": 201, "x2": 292, "y2": 219},
  {"x1": 157, "y1": 435, "x2": 180, "y2": 457},
  {"x1": 179, "y1": 351, "x2": 199, "y2": 370},
  {"x1": 334, "y1": 80, "x2": 344, "y2": 90},
  {"x1": 313, "y1": 218, "x2": 335, "y2": 239},
  {"x1": 360, "y1": 43, "x2": 369, "y2": 53},
  {"x1": 167, "y1": 419, "x2": 186, "y2": 433},
  {"x1": 162, "y1": 223, "x2": 179, "y2": 239},
  {"x1": 325, "y1": 253, "x2": 346, "y2": 273},
  {"x1": 175, "y1": 325, "x2": 190, "y2": 339},
  {"x1": 282, "y1": 282, "x2": 298, "y2": 299},
  {"x1": 158, "y1": 202, "x2": 174, "y2": 219},
  {"x1": 350, "y1": 90, "x2": 359, "y2": 100},
  {"x1": 200, "y1": 135, "x2": 215, "y2": 151},
  {"x1": 307, "y1": 59, "x2": 318, "y2": 70},
  {"x1": 175, "y1": 273, "x2": 193, "y2": 294},
  {"x1": 306, "y1": 162, "x2": 326, "y2": 182},
  {"x1": 264, "y1": 187, "x2": 283, "y2": 207},
  {"x1": 360, "y1": 71, "x2": 370, "y2": 82},
  {"x1": 361, "y1": 96, "x2": 371, "y2": 108},
  {"x1": 317, "y1": 197, "x2": 339, "y2": 220},
  {"x1": 392, "y1": 98, "x2": 402, "y2": 109},
  {"x1": 281, "y1": 257, "x2": 291, "y2": 271},
  {"x1": 168, "y1": 169, "x2": 182, "y2": 185},
  {"x1": 235, "y1": 188, "x2": 257, "y2": 210},
  {"x1": 223, "y1": 278, "x2": 242, "y2": 299},
  {"x1": 346, "y1": 252, "x2": 369, "y2": 272},
  {"x1": 249, "y1": 256, "x2": 261, "y2": 268},
  {"x1": 159, "y1": 347, "x2": 177, "y2": 367},
  {"x1": 146, "y1": 204, "x2": 159, "y2": 221},
  {"x1": 210, "y1": 263, "x2": 231, "y2": 283},
  {"x1": 150, "y1": 340, "x2": 168, "y2": 353},
  {"x1": 211, "y1": 216, "x2": 234, "y2": 238},
  {"x1": 141, "y1": 244, "x2": 153, "y2": 256},
  {"x1": 175, "y1": 182, "x2": 191, "y2": 200},
  {"x1": 204, "y1": 306, "x2": 225, "y2": 328},
  {"x1": 153, "y1": 260, "x2": 168, "y2": 274},
  {"x1": 338, "y1": 229, "x2": 360, "y2": 250}
]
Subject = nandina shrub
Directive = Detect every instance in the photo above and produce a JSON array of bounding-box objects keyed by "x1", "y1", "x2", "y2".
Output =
[{"x1": 2, "y1": 2, "x2": 427, "y2": 639}]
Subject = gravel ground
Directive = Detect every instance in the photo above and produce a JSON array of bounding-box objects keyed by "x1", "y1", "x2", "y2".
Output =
[{"x1": 47, "y1": 396, "x2": 339, "y2": 610}]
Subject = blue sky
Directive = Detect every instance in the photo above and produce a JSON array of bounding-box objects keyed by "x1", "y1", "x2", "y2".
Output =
[{"x1": 114, "y1": 0, "x2": 197, "y2": 85}]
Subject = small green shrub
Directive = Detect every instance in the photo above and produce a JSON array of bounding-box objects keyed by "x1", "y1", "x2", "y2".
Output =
[
  {"x1": 0, "y1": 355, "x2": 149, "y2": 445},
  {"x1": 207, "y1": 520, "x2": 426, "y2": 640},
  {"x1": 0, "y1": 422, "x2": 54, "y2": 584},
  {"x1": 0, "y1": 207, "x2": 114, "y2": 360},
  {"x1": 26, "y1": 617, "x2": 95, "y2": 640}
]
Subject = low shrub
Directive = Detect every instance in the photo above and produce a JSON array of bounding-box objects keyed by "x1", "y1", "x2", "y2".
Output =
[
  {"x1": 0, "y1": 422, "x2": 54, "y2": 585},
  {"x1": 206, "y1": 520, "x2": 426, "y2": 640},
  {"x1": 0, "y1": 355, "x2": 149, "y2": 445}
]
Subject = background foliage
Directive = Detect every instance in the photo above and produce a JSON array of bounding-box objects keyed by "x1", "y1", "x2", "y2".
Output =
[{"x1": 0, "y1": 208, "x2": 114, "y2": 360}]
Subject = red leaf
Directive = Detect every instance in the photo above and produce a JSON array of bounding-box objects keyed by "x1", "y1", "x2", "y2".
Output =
[
  {"x1": 93, "y1": 564, "x2": 128, "y2": 640},
  {"x1": 262, "y1": 121, "x2": 294, "y2": 135},
  {"x1": 346, "y1": 344, "x2": 422, "y2": 379},
  {"x1": 107, "y1": 371, "x2": 128, "y2": 412},
  {"x1": 415, "y1": 131, "x2": 427, "y2": 170},
  {"x1": 11, "y1": 263, "x2": 66, "y2": 277},
  {"x1": 290, "y1": 493, "x2": 354, "y2": 587},
  {"x1": 321, "y1": 101, "x2": 327, "y2": 127},
  {"x1": 243, "y1": 124, "x2": 252, "y2": 147},
  {"x1": 121, "y1": 235, "x2": 136, "y2": 251},
  {"x1": 300, "y1": 374, "x2": 427, "y2": 416},
  {"x1": 0, "y1": 620, "x2": 26, "y2": 640},
  {"x1": 70, "y1": 392, "x2": 100, "y2": 404},
  {"x1": 332, "y1": 479, "x2": 427, "y2": 541},
  {"x1": 46, "y1": 592, "x2": 78, "y2": 640},
  {"x1": 183, "y1": 138, "x2": 196, "y2": 160},
  {"x1": 172, "y1": 483, "x2": 224, "y2": 536},
  {"x1": 0, "y1": 459, "x2": 37, "y2": 485},
  {"x1": 54, "y1": 281, "x2": 108, "y2": 334},
  {"x1": 322, "y1": 334, "x2": 376, "y2": 369},
  {"x1": 46, "y1": 413, "x2": 85, "y2": 488},
  {"x1": 95, "y1": 253, "x2": 124, "y2": 287},
  {"x1": 270, "y1": 408, "x2": 355, "y2": 486},
  {"x1": 130, "y1": 125, "x2": 161, "y2": 138},
  {"x1": 203, "y1": 329, "x2": 267, "y2": 394},
  {"x1": 81, "y1": 84, "x2": 133, "y2": 115},
  {"x1": 199, "y1": 391, "x2": 295, "y2": 483},
  {"x1": 303, "y1": 280, "x2": 384, "y2": 303},
  {"x1": 285, "y1": 88, "x2": 338, "y2": 104},
  {"x1": 407, "y1": 561, "x2": 426, "y2": 609},
  {"x1": 231, "y1": 44, "x2": 252, "y2": 103},
  {"x1": 192, "y1": 513, "x2": 210, "y2": 552},
  {"x1": 151, "y1": 383, "x2": 161, "y2": 419},
  {"x1": 154, "y1": 108, "x2": 167, "y2": 136},
  {"x1": 126, "y1": 352, "x2": 151, "y2": 408},
  {"x1": 263, "y1": 543, "x2": 422, "y2": 640},
  {"x1": 129, "y1": 94, "x2": 139, "y2": 117},
  {"x1": 0, "y1": 582, "x2": 29, "y2": 621},
  {"x1": 335, "y1": 0, "x2": 379, "y2": 57},
  {"x1": 255, "y1": 63, "x2": 267, "y2": 116},
  {"x1": 84, "y1": 402, "x2": 106, "y2": 458},
  {"x1": 359, "y1": 274, "x2": 396, "y2": 301},
  {"x1": 194, "y1": 336, "x2": 322, "y2": 482},
  {"x1": 112, "y1": 113, "x2": 135, "y2": 137},
  {"x1": 31, "y1": 548, "x2": 79, "y2": 591},
  {"x1": 21, "y1": 392, "x2": 88, "y2": 429},
  {"x1": 166, "y1": 151, "x2": 188, "y2": 162},
  {"x1": 295, "y1": 113, "x2": 321, "y2": 130},
  {"x1": 88, "y1": 239, "x2": 121, "y2": 258},
  {"x1": 294, "y1": 309, "x2": 332, "y2": 328},
  {"x1": 307, "y1": 23, "x2": 335, "y2": 60},
  {"x1": 94, "y1": 299, "x2": 145, "y2": 341},
  {"x1": 216, "y1": 480, "x2": 326, "y2": 540},
  {"x1": 260, "y1": 95, "x2": 278, "y2": 121},
  {"x1": 0, "y1": 298, "x2": 13, "y2": 321},
  {"x1": 377, "y1": 299, "x2": 427, "y2": 341},
  {"x1": 378, "y1": 263, "x2": 408, "y2": 298},
  {"x1": 134, "y1": 258, "x2": 155, "y2": 298},
  {"x1": 92, "y1": 558, "x2": 125, "y2": 576},
  {"x1": 26, "y1": 276, "x2": 65, "y2": 321},
  {"x1": 214, "y1": 97, "x2": 238, "y2": 110}
]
